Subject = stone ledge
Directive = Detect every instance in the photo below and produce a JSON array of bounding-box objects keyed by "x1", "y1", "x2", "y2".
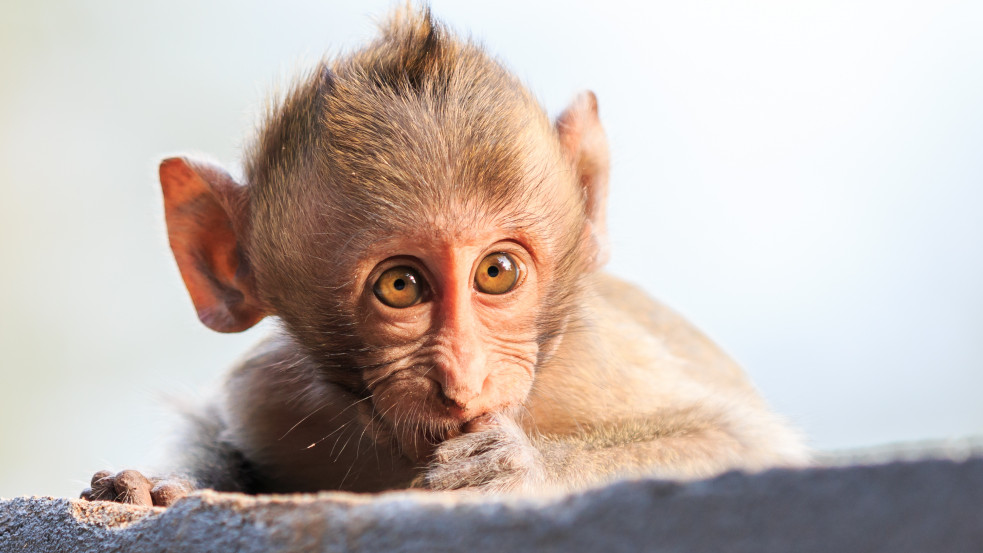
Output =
[{"x1": 2, "y1": 448, "x2": 982, "y2": 553}]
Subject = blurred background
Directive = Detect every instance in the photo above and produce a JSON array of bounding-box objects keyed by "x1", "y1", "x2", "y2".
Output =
[{"x1": 1, "y1": 1, "x2": 981, "y2": 499}]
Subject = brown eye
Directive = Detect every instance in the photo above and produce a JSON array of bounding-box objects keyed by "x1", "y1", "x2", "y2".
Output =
[
  {"x1": 373, "y1": 266, "x2": 424, "y2": 308},
  {"x1": 475, "y1": 252, "x2": 520, "y2": 295}
]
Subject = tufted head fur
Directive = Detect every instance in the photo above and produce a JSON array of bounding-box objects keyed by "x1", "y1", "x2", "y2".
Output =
[{"x1": 158, "y1": 6, "x2": 610, "y2": 458}]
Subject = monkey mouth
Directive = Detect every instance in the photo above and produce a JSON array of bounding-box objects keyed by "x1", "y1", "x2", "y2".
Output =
[
  {"x1": 367, "y1": 383, "x2": 510, "y2": 462},
  {"x1": 442, "y1": 403, "x2": 486, "y2": 424},
  {"x1": 395, "y1": 408, "x2": 511, "y2": 463},
  {"x1": 396, "y1": 426, "x2": 456, "y2": 463}
]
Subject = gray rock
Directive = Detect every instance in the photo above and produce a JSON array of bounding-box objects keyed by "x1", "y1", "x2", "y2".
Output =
[{"x1": 3, "y1": 448, "x2": 982, "y2": 553}]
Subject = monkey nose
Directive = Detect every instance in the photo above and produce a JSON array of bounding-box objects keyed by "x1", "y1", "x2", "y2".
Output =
[
  {"x1": 432, "y1": 358, "x2": 489, "y2": 418},
  {"x1": 440, "y1": 391, "x2": 470, "y2": 411},
  {"x1": 438, "y1": 385, "x2": 481, "y2": 417}
]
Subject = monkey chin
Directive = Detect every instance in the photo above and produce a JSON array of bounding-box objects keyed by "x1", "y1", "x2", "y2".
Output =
[
  {"x1": 385, "y1": 405, "x2": 508, "y2": 464},
  {"x1": 391, "y1": 420, "x2": 460, "y2": 465},
  {"x1": 368, "y1": 377, "x2": 526, "y2": 464}
]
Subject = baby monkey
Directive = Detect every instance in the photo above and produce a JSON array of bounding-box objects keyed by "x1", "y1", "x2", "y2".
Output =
[{"x1": 82, "y1": 8, "x2": 807, "y2": 507}]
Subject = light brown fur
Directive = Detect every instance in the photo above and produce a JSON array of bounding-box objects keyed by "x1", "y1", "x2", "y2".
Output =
[{"x1": 82, "y1": 7, "x2": 807, "y2": 506}]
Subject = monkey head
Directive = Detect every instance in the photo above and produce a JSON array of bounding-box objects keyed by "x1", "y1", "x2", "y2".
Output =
[{"x1": 158, "y1": 10, "x2": 609, "y2": 462}]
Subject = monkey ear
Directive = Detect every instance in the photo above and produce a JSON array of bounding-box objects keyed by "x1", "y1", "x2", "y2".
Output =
[
  {"x1": 556, "y1": 91, "x2": 610, "y2": 271},
  {"x1": 159, "y1": 157, "x2": 267, "y2": 333}
]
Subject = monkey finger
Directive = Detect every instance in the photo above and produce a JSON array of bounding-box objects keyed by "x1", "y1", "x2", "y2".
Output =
[
  {"x1": 83, "y1": 470, "x2": 117, "y2": 501},
  {"x1": 425, "y1": 457, "x2": 493, "y2": 490},
  {"x1": 433, "y1": 434, "x2": 497, "y2": 463},
  {"x1": 90, "y1": 469, "x2": 113, "y2": 486},
  {"x1": 112, "y1": 470, "x2": 154, "y2": 507},
  {"x1": 150, "y1": 479, "x2": 193, "y2": 507},
  {"x1": 84, "y1": 481, "x2": 117, "y2": 502}
]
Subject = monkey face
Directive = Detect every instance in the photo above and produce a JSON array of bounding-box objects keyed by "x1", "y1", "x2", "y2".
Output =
[
  {"x1": 347, "y1": 222, "x2": 547, "y2": 461},
  {"x1": 158, "y1": 18, "x2": 607, "y2": 463},
  {"x1": 244, "y1": 186, "x2": 585, "y2": 463}
]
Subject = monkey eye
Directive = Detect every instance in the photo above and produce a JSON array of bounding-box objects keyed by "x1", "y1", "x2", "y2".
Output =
[
  {"x1": 474, "y1": 252, "x2": 520, "y2": 295},
  {"x1": 373, "y1": 266, "x2": 425, "y2": 308}
]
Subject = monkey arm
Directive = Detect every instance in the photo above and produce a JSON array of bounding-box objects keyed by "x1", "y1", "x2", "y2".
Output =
[
  {"x1": 79, "y1": 391, "x2": 264, "y2": 507},
  {"x1": 532, "y1": 406, "x2": 809, "y2": 490},
  {"x1": 518, "y1": 275, "x2": 808, "y2": 489},
  {"x1": 424, "y1": 403, "x2": 807, "y2": 493}
]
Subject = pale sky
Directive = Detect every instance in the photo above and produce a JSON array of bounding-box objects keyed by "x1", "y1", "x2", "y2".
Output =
[{"x1": 1, "y1": 0, "x2": 981, "y2": 498}]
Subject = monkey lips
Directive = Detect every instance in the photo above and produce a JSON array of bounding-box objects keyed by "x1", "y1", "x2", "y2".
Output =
[{"x1": 362, "y1": 360, "x2": 534, "y2": 463}]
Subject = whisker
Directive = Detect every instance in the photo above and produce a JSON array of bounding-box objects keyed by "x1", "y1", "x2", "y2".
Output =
[{"x1": 279, "y1": 402, "x2": 331, "y2": 441}]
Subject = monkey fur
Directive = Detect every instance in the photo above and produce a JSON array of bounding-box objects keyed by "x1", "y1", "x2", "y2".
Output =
[{"x1": 82, "y1": 7, "x2": 807, "y2": 507}]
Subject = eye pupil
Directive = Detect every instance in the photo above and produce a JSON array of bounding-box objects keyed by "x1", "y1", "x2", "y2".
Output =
[
  {"x1": 393, "y1": 278, "x2": 406, "y2": 290},
  {"x1": 487, "y1": 266, "x2": 499, "y2": 278}
]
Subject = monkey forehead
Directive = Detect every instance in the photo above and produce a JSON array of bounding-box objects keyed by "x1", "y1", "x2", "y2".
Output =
[
  {"x1": 317, "y1": 198, "x2": 573, "y2": 265},
  {"x1": 277, "y1": 106, "x2": 578, "y2": 243},
  {"x1": 364, "y1": 209, "x2": 542, "y2": 251},
  {"x1": 315, "y1": 87, "x2": 564, "y2": 206}
]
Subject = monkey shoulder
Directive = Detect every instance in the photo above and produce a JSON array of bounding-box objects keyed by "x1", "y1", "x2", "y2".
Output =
[
  {"x1": 588, "y1": 273, "x2": 809, "y2": 464},
  {"x1": 527, "y1": 274, "x2": 766, "y2": 428},
  {"x1": 589, "y1": 272, "x2": 749, "y2": 385},
  {"x1": 525, "y1": 274, "x2": 809, "y2": 470}
]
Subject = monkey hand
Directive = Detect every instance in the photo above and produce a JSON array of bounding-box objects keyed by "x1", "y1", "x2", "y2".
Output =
[
  {"x1": 422, "y1": 413, "x2": 546, "y2": 492},
  {"x1": 80, "y1": 470, "x2": 193, "y2": 507}
]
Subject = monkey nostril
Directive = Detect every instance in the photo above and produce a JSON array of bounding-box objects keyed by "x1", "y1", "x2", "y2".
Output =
[
  {"x1": 440, "y1": 390, "x2": 468, "y2": 411},
  {"x1": 431, "y1": 365, "x2": 485, "y2": 414}
]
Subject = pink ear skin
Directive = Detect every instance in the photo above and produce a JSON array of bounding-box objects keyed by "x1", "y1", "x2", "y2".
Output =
[
  {"x1": 555, "y1": 91, "x2": 611, "y2": 271},
  {"x1": 159, "y1": 157, "x2": 268, "y2": 333}
]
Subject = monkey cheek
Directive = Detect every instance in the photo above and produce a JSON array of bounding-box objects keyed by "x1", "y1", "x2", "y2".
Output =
[
  {"x1": 403, "y1": 438, "x2": 440, "y2": 465},
  {"x1": 394, "y1": 420, "x2": 464, "y2": 465},
  {"x1": 370, "y1": 397, "x2": 449, "y2": 463}
]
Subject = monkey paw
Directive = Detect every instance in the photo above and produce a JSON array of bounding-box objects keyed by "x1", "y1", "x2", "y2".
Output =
[
  {"x1": 80, "y1": 470, "x2": 193, "y2": 507},
  {"x1": 423, "y1": 414, "x2": 546, "y2": 492}
]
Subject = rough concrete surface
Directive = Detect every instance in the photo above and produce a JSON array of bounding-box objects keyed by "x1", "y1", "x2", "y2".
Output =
[{"x1": 2, "y1": 446, "x2": 982, "y2": 553}]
